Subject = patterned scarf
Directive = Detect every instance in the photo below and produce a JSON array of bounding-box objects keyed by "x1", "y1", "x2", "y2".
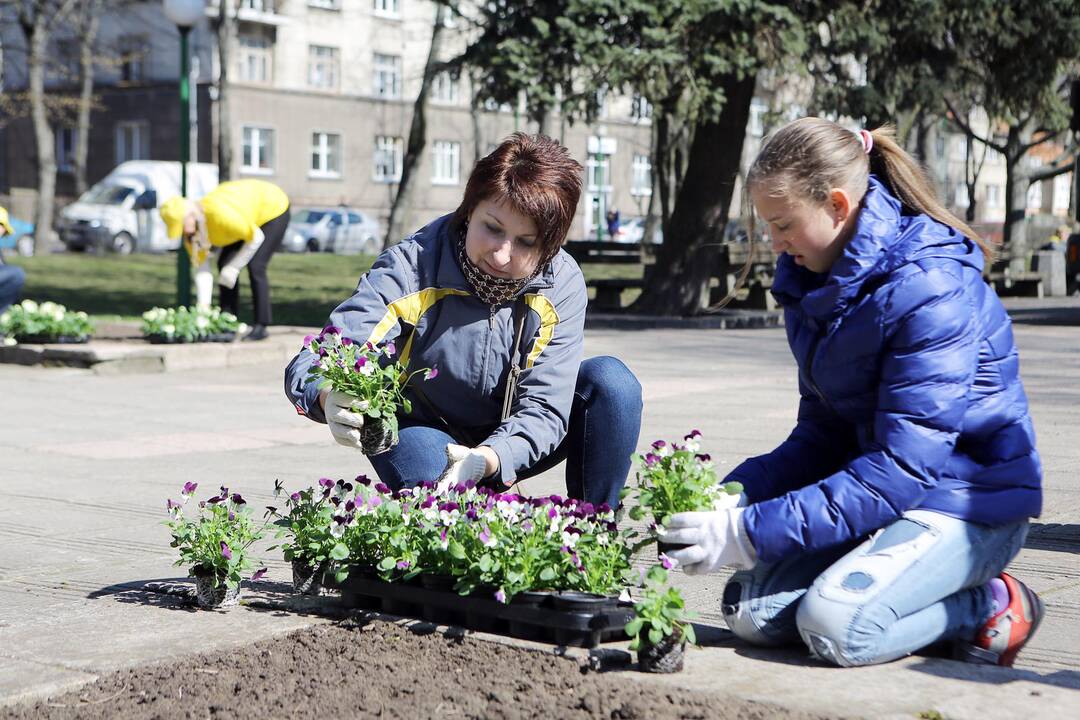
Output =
[{"x1": 456, "y1": 225, "x2": 544, "y2": 308}]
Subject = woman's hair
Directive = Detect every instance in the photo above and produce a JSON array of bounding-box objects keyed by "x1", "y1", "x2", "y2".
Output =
[
  {"x1": 452, "y1": 133, "x2": 583, "y2": 261},
  {"x1": 745, "y1": 117, "x2": 994, "y2": 264}
]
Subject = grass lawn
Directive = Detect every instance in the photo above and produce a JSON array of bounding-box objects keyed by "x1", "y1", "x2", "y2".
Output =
[{"x1": 7, "y1": 252, "x2": 645, "y2": 327}]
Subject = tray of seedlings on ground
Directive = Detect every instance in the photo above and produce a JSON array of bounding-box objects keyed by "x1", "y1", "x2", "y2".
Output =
[
  {"x1": 270, "y1": 476, "x2": 637, "y2": 648},
  {"x1": 141, "y1": 305, "x2": 245, "y2": 344}
]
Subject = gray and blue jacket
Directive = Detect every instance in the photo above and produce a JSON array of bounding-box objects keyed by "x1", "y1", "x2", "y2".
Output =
[{"x1": 285, "y1": 214, "x2": 587, "y2": 486}]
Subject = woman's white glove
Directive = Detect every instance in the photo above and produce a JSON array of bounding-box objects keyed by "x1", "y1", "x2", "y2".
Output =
[
  {"x1": 435, "y1": 444, "x2": 487, "y2": 493},
  {"x1": 658, "y1": 507, "x2": 757, "y2": 575},
  {"x1": 218, "y1": 265, "x2": 241, "y2": 289},
  {"x1": 324, "y1": 390, "x2": 368, "y2": 449}
]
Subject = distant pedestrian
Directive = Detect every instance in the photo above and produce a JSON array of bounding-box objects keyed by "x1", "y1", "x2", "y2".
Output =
[
  {"x1": 660, "y1": 117, "x2": 1043, "y2": 668},
  {"x1": 0, "y1": 207, "x2": 26, "y2": 315},
  {"x1": 605, "y1": 208, "x2": 620, "y2": 241},
  {"x1": 160, "y1": 180, "x2": 290, "y2": 342}
]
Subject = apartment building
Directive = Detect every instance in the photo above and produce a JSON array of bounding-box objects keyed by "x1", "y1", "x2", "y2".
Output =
[{"x1": 0, "y1": 0, "x2": 656, "y2": 242}]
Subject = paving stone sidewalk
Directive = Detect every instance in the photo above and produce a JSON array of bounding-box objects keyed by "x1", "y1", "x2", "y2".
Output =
[{"x1": 1, "y1": 306, "x2": 1078, "y2": 718}]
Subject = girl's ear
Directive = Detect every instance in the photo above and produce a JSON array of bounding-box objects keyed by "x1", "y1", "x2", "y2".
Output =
[{"x1": 829, "y1": 188, "x2": 855, "y2": 226}]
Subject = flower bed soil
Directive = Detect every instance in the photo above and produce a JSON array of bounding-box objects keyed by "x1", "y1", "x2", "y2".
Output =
[{"x1": 4, "y1": 620, "x2": 830, "y2": 720}]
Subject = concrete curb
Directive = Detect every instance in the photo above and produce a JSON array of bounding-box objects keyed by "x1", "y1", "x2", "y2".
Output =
[
  {"x1": 0, "y1": 326, "x2": 310, "y2": 374},
  {"x1": 586, "y1": 310, "x2": 782, "y2": 330}
]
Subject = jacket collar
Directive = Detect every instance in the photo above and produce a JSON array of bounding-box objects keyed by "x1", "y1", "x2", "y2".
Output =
[{"x1": 431, "y1": 213, "x2": 557, "y2": 293}]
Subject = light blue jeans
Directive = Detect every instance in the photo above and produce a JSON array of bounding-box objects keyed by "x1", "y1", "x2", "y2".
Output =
[{"x1": 722, "y1": 510, "x2": 1029, "y2": 667}]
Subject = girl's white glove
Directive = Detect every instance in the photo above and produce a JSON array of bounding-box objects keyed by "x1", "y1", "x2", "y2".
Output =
[
  {"x1": 325, "y1": 390, "x2": 368, "y2": 449},
  {"x1": 658, "y1": 507, "x2": 757, "y2": 575},
  {"x1": 712, "y1": 491, "x2": 747, "y2": 511},
  {"x1": 435, "y1": 443, "x2": 487, "y2": 493}
]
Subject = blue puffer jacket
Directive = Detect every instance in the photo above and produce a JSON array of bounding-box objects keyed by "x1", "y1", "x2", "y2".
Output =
[{"x1": 736, "y1": 176, "x2": 1042, "y2": 563}]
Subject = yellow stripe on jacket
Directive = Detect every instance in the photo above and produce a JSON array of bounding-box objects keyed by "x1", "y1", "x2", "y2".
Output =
[
  {"x1": 523, "y1": 294, "x2": 559, "y2": 368},
  {"x1": 366, "y1": 288, "x2": 472, "y2": 366}
]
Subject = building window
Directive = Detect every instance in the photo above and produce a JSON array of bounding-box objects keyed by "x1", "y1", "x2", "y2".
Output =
[
  {"x1": 241, "y1": 0, "x2": 277, "y2": 10},
  {"x1": 308, "y1": 0, "x2": 340, "y2": 9},
  {"x1": 630, "y1": 93, "x2": 652, "y2": 122},
  {"x1": 56, "y1": 128, "x2": 77, "y2": 173},
  {"x1": 1027, "y1": 180, "x2": 1043, "y2": 211},
  {"x1": 118, "y1": 35, "x2": 148, "y2": 83},
  {"x1": 431, "y1": 141, "x2": 460, "y2": 185},
  {"x1": 431, "y1": 71, "x2": 459, "y2": 105},
  {"x1": 237, "y1": 33, "x2": 272, "y2": 84},
  {"x1": 242, "y1": 126, "x2": 275, "y2": 172},
  {"x1": 373, "y1": 0, "x2": 400, "y2": 18},
  {"x1": 749, "y1": 98, "x2": 767, "y2": 137},
  {"x1": 373, "y1": 135, "x2": 403, "y2": 181},
  {"x1": 985, "y1": 184, "x2": 1001, "y2": 209},
  {"x1": 308, "y1": 45, "x2": 339, "y2": 90},
  {"x1": 310, "y1": 131, "x2": 342, "y2": 178},
  {"x1": 594, "y1": 87, "x2": 608, "y2": 119},
  {"x1": 115, "y1": 121, "x2": 150, "y2": 164},
  {"x1": 1053, "y1": 173, "x2": 1071, "y2": 212},
  {"x1": 954, "y1": 183, "x2": 969, "y2": 209},
  {"x1": 632, "y1": 154, "x2": 652, "y2": 196},
  {"x1": 373, "y1": 53, "x2": 402, "y2": 99}
]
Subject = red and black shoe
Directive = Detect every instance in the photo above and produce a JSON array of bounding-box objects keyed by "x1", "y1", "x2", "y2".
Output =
[{"x1": 956, "y1": 572, "x2": 1045, "y2": 667}]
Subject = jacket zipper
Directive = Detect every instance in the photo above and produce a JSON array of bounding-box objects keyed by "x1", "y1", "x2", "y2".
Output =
[{"x1": 803, "y1": 333, "x2": 834, "y2": 414}]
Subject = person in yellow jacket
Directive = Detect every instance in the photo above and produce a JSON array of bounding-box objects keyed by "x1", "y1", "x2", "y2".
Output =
[
  {"x1": 160, "y1": 180, "x2": 290, "y2": 341},
  {"x1": 0, "y1": 207, "x2": 27, "y2": 315}
]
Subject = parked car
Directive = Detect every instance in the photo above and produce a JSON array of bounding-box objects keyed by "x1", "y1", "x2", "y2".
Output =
[
  {"x1": 615, "y1": 216, "x2": 663, "y2": 244},
  {"x1": 57, "y1": 161, "x2": 218, "y2": 254},
  {"x1": 283, "y1": 207, "x2": 382, "y2": 255}
]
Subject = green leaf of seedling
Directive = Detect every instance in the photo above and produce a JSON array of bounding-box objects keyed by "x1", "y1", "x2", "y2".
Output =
[
  {"x1": 624, "y1": 617, "x2": 644, "y2": 637},
  {"x1": 648, "y1": 627, "x2": 663, "y2": 646},
  {"x1": 329, "y1": 543, "x2": 350, "y2": 561},
  {"x1": 448, "y1": 540, "x2": 466, "y2": 560},
  {"x1": 683, "y1": 623, "x2": 697, "y2": 646},
  {"x1": 539, "y1": 567, "x2": 556, "y2": 582},
  {"x1": 377, "y1": 557, "x2": 397, "y2": 571},
  {"x1": 335, "y1": 568, "x2": 350, "y2": 583}
]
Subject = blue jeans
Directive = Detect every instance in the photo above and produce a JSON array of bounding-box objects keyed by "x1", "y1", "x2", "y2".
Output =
[
  {"x1": 368, "y1": 356, "x2": 642, "y2": 507},
  {"x1": 722, "y1": 510, "x2": 1029, "y2": 667},
  {"x1": 0, "y1": 264, "x2": 26, "y2": 314}
]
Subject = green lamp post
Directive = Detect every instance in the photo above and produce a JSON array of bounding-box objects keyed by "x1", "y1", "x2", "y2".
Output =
[{"x1": 163, "y1": 0, "x2": 206, "y2": 307}]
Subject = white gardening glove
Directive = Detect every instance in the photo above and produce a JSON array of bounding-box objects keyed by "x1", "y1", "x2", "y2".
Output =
[
  {"x1": 218, "y1": 265, "x2": 241, "y2": 290},
  {"x1": 434, "y1": 443, "x2": 487, "y2": 494},
  {"x1": 194, "y1": 263, "x2": 213, "y2": 309},
  {"x1": 712, "y1": 491, "x2": 748, "y2": 511},
  {"x1": 324, "y1": 390, "x2": 368, "y2": 449},
  {"x1": 658, "y1": 508, "x2": 757, "y2": 575}
]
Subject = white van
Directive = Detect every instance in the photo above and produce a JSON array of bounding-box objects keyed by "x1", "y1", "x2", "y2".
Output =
[{"x1": 57, "y1": 161, "x2": 218, "y2": 254}]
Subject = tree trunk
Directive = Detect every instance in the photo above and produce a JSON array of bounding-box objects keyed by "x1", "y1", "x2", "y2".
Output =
[
  {"x1": 1002, "y1": 125, "x2": 1030, "y2": 273},
  {"x1": 73, "y1": 0, "x2": 101, "y2": 196},
  {"x1": 653, "y1": 105, "x2": 673, "y2": 240},
  {"x1": 470, "y1": 72, "x2": 484, "y2": 164},
  {"x1": 26, "y1": 14, "x2": 57, "y2": 250},
  {"x1": 215, "y1": 0, "x2": 235, "y2": 181},
  {"x1": 535, "y1": 105, "x2": 550, "y2": 137},
  {"x1": 641, "y1": 118, "x2": 660, "y2": 250},
  {"x1": 384, "y1": 5, "x2": 446, "y2": 248},
  {"x1": 632, "y1": 74, "x2": 756, "y2": 315}
]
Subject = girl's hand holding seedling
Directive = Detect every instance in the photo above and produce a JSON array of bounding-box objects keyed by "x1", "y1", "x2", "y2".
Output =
[
  {"x1": 657, "y1": 507, "x2": 757, "y2": 575},
  {"x1": 434, "y1": 443, "x2": 492, "y2": 493}
]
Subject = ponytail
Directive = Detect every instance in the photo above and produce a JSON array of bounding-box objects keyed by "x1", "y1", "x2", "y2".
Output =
[{"x1": 869, "y1": 125, "x2": 996, "y2": 265}]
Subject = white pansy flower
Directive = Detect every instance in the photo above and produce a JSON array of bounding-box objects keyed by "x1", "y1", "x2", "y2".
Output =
[{"x1": 21, "y1": 299, "x2": 38, "y2": 313}]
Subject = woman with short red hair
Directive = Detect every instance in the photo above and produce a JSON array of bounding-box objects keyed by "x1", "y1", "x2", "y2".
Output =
[{"x1": 286, "y1": 133, "x2": 641, "y2": 507}]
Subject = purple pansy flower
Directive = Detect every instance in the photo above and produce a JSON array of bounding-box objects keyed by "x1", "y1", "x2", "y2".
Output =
[
  {"x1": 684, "y1": 429, "x2": 702, "y2": 440},
  {"x1": 696, "y1": 453, "x2": 712, "y2": 462},
  {"x1": 290, "y1": 492, "x2": 301, "y2": 503},
  {"x1": 644, "y1": 453, "x2": 661, "y2": 466},
  {"x1": 659, "y1": 553, "x2": 674, "y2": 570},
  {"x1": 355, "y1": 474, "x2": 372, "y2": 486},
  {"x1": 182, "y1": 481, "x2": 198, "y2": 496},
  {"x1": 322, "y1": 324, "x2": 341, "y2": 336},
  {"x1": 385, "y1": 341, "x2": 396, "y2": 356},
  {"x1": 318, "y1": 477, "x2": 335, "y2": 489},
  {"x1": 230, "y1": 493, "x2": 246, "y2": 505},
  {"x1": 494, "y1": 589, "x2": 507, "y2": 604},
  {"x1": 251, "y1": 568, "x2": 268, "y2": 582},
  {"x1": 425, "y1": 366, "x2": 439, "y2": 380},
  {"x1": 374, "y1": 482, "x2": 391, "y2": 495},
  {"x1": 220, "y1": 542, "x2": 232, "y2": 560},
  {"x1": 396, "y1": 560, "x2": 410, "y2": 570},
  {"x1": 651, "y1": 440, "x2": 668, "y2": 451},
  {"x1": 341, "y1": 337, "x2": 353, "y2": 346},
  {"x1": 166, "y1": 498, "x2": 180, "y2": 512}
]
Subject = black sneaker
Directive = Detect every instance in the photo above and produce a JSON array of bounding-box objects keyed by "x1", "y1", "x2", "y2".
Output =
[{"x1": 243, "y1": 324, "x2": 269, "y2": 342}]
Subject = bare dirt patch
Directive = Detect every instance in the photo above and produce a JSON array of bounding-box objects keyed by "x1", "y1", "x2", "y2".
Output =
[{"x1": 4, "y1": 618, "x2": 831, "y2": 720}]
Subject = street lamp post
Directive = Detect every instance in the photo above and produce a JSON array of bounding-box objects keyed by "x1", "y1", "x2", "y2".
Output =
[{"x1": 163, "y1": 0, "x2": 206, "y2": 307}]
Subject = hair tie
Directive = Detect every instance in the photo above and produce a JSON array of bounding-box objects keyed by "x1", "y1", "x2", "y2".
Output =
[{"x1": 858, "y1": 129, "x2": 873, "y2": 155}]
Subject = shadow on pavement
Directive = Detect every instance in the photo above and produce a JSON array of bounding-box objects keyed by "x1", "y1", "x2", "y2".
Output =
[
  {"x1": 907, "y1": 656, "x2": 1080, "y2": 691},
  {"x1": 1003, "y1": 301, "x2": 1080, "y2": 326},
  {"x1": 1025, "y1": 523, "x2": 1080, "y2": 554},
  {"x1": 86, "y1": 578, "x2": 349, "y2": 617}
]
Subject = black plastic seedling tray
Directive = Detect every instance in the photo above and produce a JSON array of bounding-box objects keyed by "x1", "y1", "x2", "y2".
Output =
[{"x1": 336, "y1": 570, "x2": 633, "y2": 648}]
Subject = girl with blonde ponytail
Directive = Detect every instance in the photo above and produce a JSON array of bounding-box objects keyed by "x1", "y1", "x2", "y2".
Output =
[{"x1": 659, "y1": 117, "x2": 1042, "y2": 668}]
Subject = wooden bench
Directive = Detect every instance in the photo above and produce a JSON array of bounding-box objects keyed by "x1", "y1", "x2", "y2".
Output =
[
  {"x1": 564, "y1": 240, "x2": 643, "y2": 264},
  {"x1": 586, "y1": 277, "x2": 645, "y2": 310},
  {"x1": 988, "y1": 270, "x2": 1044, "y2": 297}
]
